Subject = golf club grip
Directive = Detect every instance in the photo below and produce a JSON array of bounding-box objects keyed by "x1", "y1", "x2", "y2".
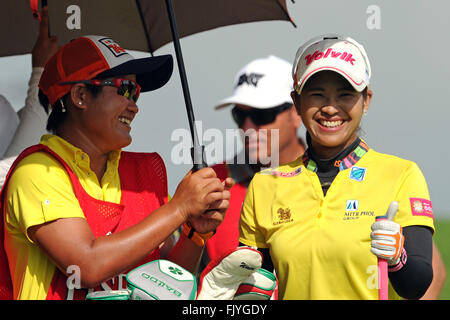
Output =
[
  {"x1": 376, "y1": 216, "x2": 389, "y2": 300},
  {"x1": 375, "y1": 201, "x2": 399, "y2": 300}
]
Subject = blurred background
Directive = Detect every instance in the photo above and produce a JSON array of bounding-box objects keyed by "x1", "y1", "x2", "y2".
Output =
[{"x1": 1, "y1": 0, "x2": 449, "y2": 297}]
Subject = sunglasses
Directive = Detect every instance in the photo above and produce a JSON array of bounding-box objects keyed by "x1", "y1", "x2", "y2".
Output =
[
  {"x1": 61, "y1": 78, "x2": 141, "y2": 102},
  {"x1": 231, "y1": 103, "x2": 293, "y2": 126}
]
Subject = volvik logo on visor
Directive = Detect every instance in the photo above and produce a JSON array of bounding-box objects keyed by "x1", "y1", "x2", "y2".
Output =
[
  {"x1": 237, "y1": 73, "x2": 264, "y2": 87},
  {"x1": 99, "y1": 38, "x2": 127, "y2": 57},
  {"x1": 305, "y1": 48, "x2": 356, "y2": 66}
]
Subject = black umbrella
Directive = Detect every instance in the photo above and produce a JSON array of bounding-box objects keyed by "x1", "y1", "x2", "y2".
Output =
[{"x1": 2, "y1": 0, "x2": 296, "y2": 168}]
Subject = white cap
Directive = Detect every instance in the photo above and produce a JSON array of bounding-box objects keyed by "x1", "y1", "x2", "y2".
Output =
[
  {"x1": 292, "y1": 34, "x2": 371, "y2": 95},
  {"x1": 215, "y1": 55, "x2": 293, "y2": 110}
]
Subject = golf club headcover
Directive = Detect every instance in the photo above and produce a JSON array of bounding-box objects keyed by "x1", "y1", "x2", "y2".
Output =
[
  {"x1": 197, "y1": 246, "x2": 263, "y2": 300},
  {"x1": 126, "y1": 259, "x2": 197, "y2": 300},
  {"x1": 86, "y1": 290, "x2": 131, "y2": 300},
  {"x1": 233, "y1": 268, "x2": 277, "y2": 300}
]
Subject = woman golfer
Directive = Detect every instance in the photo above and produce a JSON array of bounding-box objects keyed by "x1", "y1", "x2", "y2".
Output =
[{"x1": 239, "y1": 35, "x2": 434, "y2": 300}]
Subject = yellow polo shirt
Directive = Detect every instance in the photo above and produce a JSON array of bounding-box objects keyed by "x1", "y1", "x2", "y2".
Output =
[
  {"x1": 239, "y1": 148, "x2": 435, "y2": 300},
  {"x1": 4, "y1": 134, "x2": 122, "y2": 299}
]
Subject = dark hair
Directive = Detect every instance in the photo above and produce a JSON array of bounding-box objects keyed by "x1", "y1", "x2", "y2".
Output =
[
  {"x1": 39, "y1": 84, "x2": 104, "y2": 133},
  {"x1": 361, "y1": 87, "x2": 368, "y2": 99}
]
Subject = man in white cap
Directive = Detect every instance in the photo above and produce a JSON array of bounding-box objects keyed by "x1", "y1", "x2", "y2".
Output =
[{"x1": 205, "y1": 55, "x2": 305, "y2": 264}]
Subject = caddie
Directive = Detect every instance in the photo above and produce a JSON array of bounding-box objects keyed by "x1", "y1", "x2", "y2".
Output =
[{"x1": 0, "y1": 34, "x2": 232, "y2": 300}]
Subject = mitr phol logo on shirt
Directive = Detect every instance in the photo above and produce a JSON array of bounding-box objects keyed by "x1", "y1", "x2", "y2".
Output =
[
  {"x1": 343, "y1": 200, "x2": 374, "y2": 221},
  {"x1": 273, "y1": 207, "x2": 294, "y2": 225},
  {"x1": 346, "y1": 200, "x2": 359, "y2": 211},
  {"x1": 305, "y1": 48, "x2": 356, "y2": 66}
]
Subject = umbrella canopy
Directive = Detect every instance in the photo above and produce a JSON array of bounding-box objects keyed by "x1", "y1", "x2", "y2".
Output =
[
  {"x1": 1, "y1": 0, "x2": 295, "y2": 57},
  {"x1": 1, "y1": 0, "x2": 296, "y2": 168}
]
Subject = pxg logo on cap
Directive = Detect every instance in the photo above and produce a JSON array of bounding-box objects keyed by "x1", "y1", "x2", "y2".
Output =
[{"x1": 237, "y1": 73, "x2": 265, "y2": 87}]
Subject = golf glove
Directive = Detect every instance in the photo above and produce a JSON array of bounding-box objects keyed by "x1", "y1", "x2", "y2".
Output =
[{"x1": 370, "y1": 219, "x2": 405, "y2": 266}]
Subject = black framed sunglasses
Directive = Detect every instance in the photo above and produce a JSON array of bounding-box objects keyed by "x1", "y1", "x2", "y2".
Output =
[
  {"x1": 231, "y1": 103, "x2": 293, "y2": 126},
  {"x1": 60, "y1": 78, "x2": 141, "y2": 102}
]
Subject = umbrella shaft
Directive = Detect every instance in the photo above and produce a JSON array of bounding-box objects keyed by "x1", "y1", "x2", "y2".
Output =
[{"x1": 165, "y1": 0, "x2": 199, "y2": 147}]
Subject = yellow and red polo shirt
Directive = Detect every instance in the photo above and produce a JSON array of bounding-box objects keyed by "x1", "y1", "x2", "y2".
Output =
[
  {"x1": 239, "y1": 146, "x2": 434, "y2": 300},
  {"x1": 4, "y1": 134, "x2": 122, "y2": 299}
]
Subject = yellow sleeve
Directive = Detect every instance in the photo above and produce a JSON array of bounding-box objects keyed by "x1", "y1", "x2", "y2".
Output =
[
  {"x1": 5, "y1": 152, "x2": 86, "y2": 242},
  {"x1": 394, "y1": 162, "x2": 435, "y2": 233},
  {"x1": 239, "y1": 176, "x2": 268, "y2": 248}
]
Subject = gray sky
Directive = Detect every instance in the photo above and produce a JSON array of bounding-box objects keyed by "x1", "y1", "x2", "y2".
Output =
[{"x1": 1, "y1": 1, "x2": 449, "y2": 218}]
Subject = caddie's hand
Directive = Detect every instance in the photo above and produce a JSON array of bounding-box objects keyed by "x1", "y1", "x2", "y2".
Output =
[
  {"x1": 171, "y1": 168, "x2": 228, "y2": 223},
  {"x1": 32, "y1": 7, "x2": 59, "y2": 67},
  {"x1": 370, "y1": 219, "x2": 405, "y2": 266},
  {"x1": 189, "y1": 177, "x2": 233, "y2": 234}
]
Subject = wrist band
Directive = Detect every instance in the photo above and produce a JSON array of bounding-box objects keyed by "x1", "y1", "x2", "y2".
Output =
[
  {"x1": 389, "y1": 248, "x2": 407, "y2": 272},
  {"x1": 182, "y1": 222, "x2": 215, "y2": 247}
]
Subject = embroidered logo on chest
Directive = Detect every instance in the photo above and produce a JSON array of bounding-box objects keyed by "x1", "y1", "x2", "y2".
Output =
[
  {"x1": 273, "y1": 207, "x2": 294, "y2": 225},
  {"x1": 349, "y1": 166, "x2": 367, "y2": 182},
  {"x1": 342, "y1": 200, "x2": 375, "y2": 221}
]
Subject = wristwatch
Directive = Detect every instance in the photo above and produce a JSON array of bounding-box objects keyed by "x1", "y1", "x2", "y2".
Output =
[{"x1": 182, "y1": 222, "x2": 215, "y2": 247}]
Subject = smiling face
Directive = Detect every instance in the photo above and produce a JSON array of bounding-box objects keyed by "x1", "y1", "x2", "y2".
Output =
[
  {"x1": 292, "y1": 71, "x2": 372, "y2": 159},
  {"x1": 72, "y1": 74, "x2": 139, "y2": 153}
]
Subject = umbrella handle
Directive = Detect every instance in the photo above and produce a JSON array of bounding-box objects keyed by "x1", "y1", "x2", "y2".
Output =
[{"x1": 191, "y1": 146, "x2": 208, "y2": 172}]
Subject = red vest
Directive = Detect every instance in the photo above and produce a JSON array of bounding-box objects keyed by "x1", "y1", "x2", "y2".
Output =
[
  {"x1": 0, "y1": 144, "x2": 168, "y2": 300},
  {"x1": 206, "y1": 163, "x2": 249, "y2": 261}
]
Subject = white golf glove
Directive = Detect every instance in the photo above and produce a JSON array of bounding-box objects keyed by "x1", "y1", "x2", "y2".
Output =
[{"x1": 370, "y1": 219, "x2": 405, "y2": 266}]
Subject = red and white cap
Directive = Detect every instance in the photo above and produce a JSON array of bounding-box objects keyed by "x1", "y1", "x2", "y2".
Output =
[
  {"x1": 292, "y1": 34, "x2": 371, "y2": 95},
  {"x1": 39, "y1": 35, "x2": 173, "y2": 106}
]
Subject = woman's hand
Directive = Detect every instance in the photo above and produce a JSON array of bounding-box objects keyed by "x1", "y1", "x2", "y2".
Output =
[{"x1": 32, "y1": 7, "x2": 59, "y2": 68}]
